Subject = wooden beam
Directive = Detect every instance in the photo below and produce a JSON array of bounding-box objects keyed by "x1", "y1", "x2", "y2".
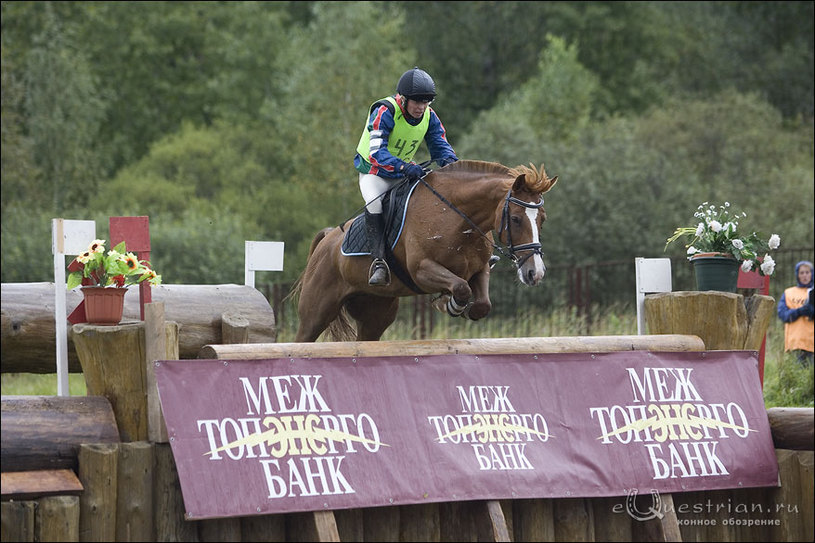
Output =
[
  {"x1": 199, "y1": 334, "x2": 706, "y2": 360},
  {"x1": 767, "y1": 407, "x2": 814, "y2": 450}
]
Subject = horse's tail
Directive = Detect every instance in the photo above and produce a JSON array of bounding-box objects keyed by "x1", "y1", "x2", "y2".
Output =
[
  {"x1": 285, "y1": 227, "x2": 333, "y2": 307},
  {"x1": 286, "y1": 226, "x2": 354, "y2": 342}
]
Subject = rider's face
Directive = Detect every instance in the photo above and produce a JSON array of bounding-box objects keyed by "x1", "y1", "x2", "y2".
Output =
[{"x1": 405, "y1": 99, "x2": 429, "y2": 119}]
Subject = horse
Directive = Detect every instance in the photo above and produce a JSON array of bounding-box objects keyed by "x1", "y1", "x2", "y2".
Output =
[{"x1": 292, "y1": 160, "x2": 558, "y2": 342}]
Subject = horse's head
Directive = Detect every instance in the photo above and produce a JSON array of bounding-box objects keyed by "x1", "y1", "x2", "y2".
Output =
[{"x1": 496, "y1": 163, "x2": 558, "y2": 286}]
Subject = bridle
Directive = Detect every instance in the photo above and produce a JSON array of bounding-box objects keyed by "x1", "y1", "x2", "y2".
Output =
[
  {"x1": 418, "y1": 177, "x2": 544, "y2": 269},
  {"x1": 497, "y1": 191, "x2": 544, "y2": 267}
]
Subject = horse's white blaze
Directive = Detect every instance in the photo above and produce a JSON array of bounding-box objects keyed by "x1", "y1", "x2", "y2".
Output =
[{"x1": 517, "y1": 206, "x2": 545, "y2": 285}]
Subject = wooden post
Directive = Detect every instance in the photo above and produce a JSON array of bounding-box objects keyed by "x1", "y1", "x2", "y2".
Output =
[
  {"x1": 145, "y1": 302, "x2": 177, "y2": 443},
  {"x1": 153, "y1": 443, "x2": 197, "y2": 542},
  {"x1": 644, "y1": 291, "x2": 774, "y2": 352},
  {"x1": 72, "y1": 321, "x2": 178, "y2": 442},
  {"x1": 221, "y1": 311, "x2": 250, "y2": 345},
  {"x1": 1, "y1": 500, "x2": 36, "y2": 542},
  {"x1": 36, "y1": 495, "x2": 80, "y2": 542},
  {"x1": 78, "y1": 443, "x2": 119, "y2": 542},
  {"x1": 116, "y1": 442, "x2": 155, "y2": 542},
  {"x1": 110, "y1": 216, "x2": 152, "y2": 320}
]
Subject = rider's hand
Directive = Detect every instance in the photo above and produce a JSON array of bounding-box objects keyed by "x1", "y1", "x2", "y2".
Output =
[
  {"x1": 404, "y1": 163, "x2": 425, "y2": 179},
  {"x1": 437, "y1": 156, "x2": 458, "y2": 168}
]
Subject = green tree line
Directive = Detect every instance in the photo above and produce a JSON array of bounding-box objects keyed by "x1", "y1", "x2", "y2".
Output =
[{"x1": 2, "y1": 1, "x2": 812, "y2": 287}]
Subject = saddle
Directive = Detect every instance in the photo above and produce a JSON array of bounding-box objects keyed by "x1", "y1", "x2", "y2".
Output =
[{"x1": 340, "y1": 179, "x2": 421, "y2": 256}]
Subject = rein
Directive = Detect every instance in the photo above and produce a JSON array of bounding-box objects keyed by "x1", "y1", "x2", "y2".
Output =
[{"x1": 418, "y1": 177, "x2": 543, "y2": 268}]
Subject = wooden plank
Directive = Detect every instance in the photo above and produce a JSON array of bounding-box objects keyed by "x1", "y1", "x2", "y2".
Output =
[
  {"x1": 399, "y1": 503, "x2": 439, "y2": 542},
  {"x1": 153, "y1": 443, "x2": 198, "y2": 542},
  {"x1": 36, "y1": 494, "x2": 80, "y2": 542},
  {"x1": 1, "y1": 500, "x2": 36, "y2": 542},
  {"x1": 362, "y1": 506, "x2": 400, "y2": 542},
  {"x1": 286, "y1": 510, "x2": 340, "y2": 542},
  {"x1": 1, "y1": 395, "x2": 119, "y2": 472},
  {"x1": 240, "y1": 513, "x2": 286, "y2": 542},
  {"x1": 116, "y1": 442, "x2": 154, "y2": 542},
  {"x1": 199, "y1": 334, "x2": 706, "y2": 360},
  {"x1": 78, "y1": 443, "x2": 119, "y2": 542},
  {"x1": 479, "y1": 500, "x2": 511, "y2": 541},
  {"x1": 553, "y1": 498, "x2": 594, "y2": 542},
  {"x1": 592, "y1": 496, "x2": 632, "y2": 542},
  {"x1": 333, "y1": 508, "x2": 363, "y2": 542},
  {"x1": 1, "y1": 470, "x2": 83, "y2": 500},
  {"x1": 198, "y1": 518, "x2": 241, "y2": 542},
  {"x1": 799, "y1": 451, "x2": 815, "y2": 542},
  {"x1": 513, "y1": 498, "x2": 555, "y2": 541}
]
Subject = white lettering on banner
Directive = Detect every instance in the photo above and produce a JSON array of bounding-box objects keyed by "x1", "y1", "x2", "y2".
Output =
[
  {"x1": 429, "y1": 384, "x2": 550, "y2": 470},
  {"x1": 590, "y1": 366, "x2": 753, "y2": 481},
  {"x1": 195, "y1": 374, "x2": 387, "y2": 500}
]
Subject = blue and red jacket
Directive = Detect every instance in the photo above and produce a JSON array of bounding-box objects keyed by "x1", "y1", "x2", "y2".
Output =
[{"x1": 354, "y1": 95, "x2": 457, "y2": 179}]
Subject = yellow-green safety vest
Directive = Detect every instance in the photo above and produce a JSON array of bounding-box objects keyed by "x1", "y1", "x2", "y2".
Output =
[{"x1": 355, "y1": 96, "x2": 430, "y2": 163}]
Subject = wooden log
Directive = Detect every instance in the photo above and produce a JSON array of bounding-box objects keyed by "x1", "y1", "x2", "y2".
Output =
[
  {"x1": 286, "y1": 510, "x2": 340, "y2": 542},
  {"x1": 799, "y1": 451, "x2": 814, "y2": 542},
  {"x1": 644, "y1": 291, "x2": 774, "y2": 351},
  {"x1": 36, "y1": 495, "x2": 80, "y2": 543},
  {"x1": 1, "y1": 282, "x2": 277, "y2": 373},
  {"x1": 333, "y1": 509, "x2": 363, "y2": 542},
  {"x1": 591, "y1": 497, "x2": 632, "y2": 542},
  {"x1": 770, "y1": 449, "x2": 805, "y2": 542},
  {"x1": 1, "y1": 469, "x2": 83, "y2": 500},
  {"x1": 0, "y1": 395, "x2": 118, "y2": 472},
  {"x1": 198, "y1": 518, "x2": 241, "y2": 542},
  {"x1": 153, "y1": 443, "x2": 198, "y2": 542},
  {"x1": 476, "y1": 500, "x2": 511, "y2": 541},
  {"x1": 767, "y1": 407, "x2": 815, "y2": 450},
  {"x1": 116, "y1": 442, "x2": 154, "y2": 542},
  {"x1": 221, "y1": 311, "x2": 250, "y2": 345},
  {"x1": 199, "y1": 334, "x2": 706, "y2": 360},
  {"x1": 1, "y1": 500, "x2": 36, "y2": 542},
  {"x1": 78, "y1": 443, "x2": 118, "y2": 542}
]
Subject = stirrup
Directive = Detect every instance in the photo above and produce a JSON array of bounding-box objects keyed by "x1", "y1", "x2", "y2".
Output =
[
  {"x1": 368, "y1": 259, "x2": 391, "y2": 286},
  {"x1": 488, "y1": 255, "x2": 500, "y2": 269}
]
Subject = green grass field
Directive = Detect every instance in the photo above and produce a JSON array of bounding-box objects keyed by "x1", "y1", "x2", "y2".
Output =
[{"x1": 2, "y1": 305, "x2": 811, "y2": 407}]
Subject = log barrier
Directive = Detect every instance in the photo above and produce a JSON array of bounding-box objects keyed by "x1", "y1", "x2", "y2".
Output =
[{"x1": 0, "y1": 282, "x2": 276, "y2": 373}]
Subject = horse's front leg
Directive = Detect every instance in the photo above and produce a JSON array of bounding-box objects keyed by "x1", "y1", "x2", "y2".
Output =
[
  {"x1": 464, "y1": 265, "x2": 492, "y2": 320},
  {"x1": 414, "y1": 259, "x2": 472, "y2": 317}
]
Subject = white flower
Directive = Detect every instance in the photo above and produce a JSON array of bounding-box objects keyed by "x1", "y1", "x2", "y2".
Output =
[
  {"x1": 741, "y1": 260, "x2": 754, "y2": 272},
  {"x1": 760, "y1": 255, "x2": 776, "y2": 275},
  {"x1": 687, "y1": 246, "x2": 699, "y2": 255},
  {"x1": 768, "y1": 234, "x2": 781, "y2": 250},
  {"x1": 731, "y1": 239, "x2": 744, "y2": 250},
  {"x1": 695, "y1": 222, "x2": 705, "y2": 236},
  {"x1": 708, "y1": 220, "x2": 723, "y2": 233}
]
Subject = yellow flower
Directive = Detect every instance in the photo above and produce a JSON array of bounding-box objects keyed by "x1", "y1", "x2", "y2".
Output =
[
  {"x1": 77, "y1": 251, "x2": 93, "y2": 264},
  {"x1": 122, "y1": 252, "x2": 140, "y2": 272}
]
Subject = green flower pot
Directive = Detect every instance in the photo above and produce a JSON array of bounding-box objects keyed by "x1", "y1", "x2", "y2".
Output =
[{"x1": 691, "y1": 253, "x2": 739, "y2": 293}]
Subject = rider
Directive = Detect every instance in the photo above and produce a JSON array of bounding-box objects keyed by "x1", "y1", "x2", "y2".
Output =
[{"x1": 354, "y1": 67, "x2": 459, "y2": 286}]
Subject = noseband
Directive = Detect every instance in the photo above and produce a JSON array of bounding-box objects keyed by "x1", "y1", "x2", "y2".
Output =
[{"x1": 498, "y1": 190, "x2": 544, "y2": 267}]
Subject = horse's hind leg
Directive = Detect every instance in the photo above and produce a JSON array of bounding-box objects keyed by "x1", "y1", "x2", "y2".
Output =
[
  {"x1": 345, "y1": 295, "x2": 400, "y2": 341},
  {"x1": 295, "y1": 280, "x2": 344, "y2": 342}
]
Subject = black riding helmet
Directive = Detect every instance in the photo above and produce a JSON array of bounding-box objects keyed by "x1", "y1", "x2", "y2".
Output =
[{"x1": 397, "y1": 67, "x2": 436, "y2": 102}]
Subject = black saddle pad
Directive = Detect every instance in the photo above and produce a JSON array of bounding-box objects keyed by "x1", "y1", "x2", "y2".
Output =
[{"x1": 341, "y1": 179, "x2": 421, "y2": 256}]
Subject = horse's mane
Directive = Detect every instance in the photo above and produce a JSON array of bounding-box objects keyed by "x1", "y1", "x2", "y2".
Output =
[{"x1": 440, "y1": 160, "x2": 557, "y2": 193}]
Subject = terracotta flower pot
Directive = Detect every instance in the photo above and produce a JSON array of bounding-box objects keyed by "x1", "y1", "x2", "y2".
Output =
[
  {"x1": 690, "y1": 252, "x2": 739, "y2": 293},
  {"x1": 81, "y1": 286, "x2": 127, "y2": 325}
]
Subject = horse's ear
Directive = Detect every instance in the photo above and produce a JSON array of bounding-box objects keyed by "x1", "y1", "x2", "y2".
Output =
[
  {"x1": 512, "y1": 174, "x2": 527, "y2": 191},
  {"x1": 542, "y1": 175, "x2": 558, "y2": 193}
]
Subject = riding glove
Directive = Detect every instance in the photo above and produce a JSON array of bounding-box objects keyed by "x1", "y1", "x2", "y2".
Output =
[{"x1": 404, "y1": 163, "x2": 425, "y2": 179}]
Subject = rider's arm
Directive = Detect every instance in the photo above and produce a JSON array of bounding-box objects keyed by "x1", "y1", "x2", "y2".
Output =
[
  {"x1": 362, "y1": 105, "x2": 412, "y2": 179},
  {"x1": 425, "y1": 108, "x2": 458, "y2": 164}
]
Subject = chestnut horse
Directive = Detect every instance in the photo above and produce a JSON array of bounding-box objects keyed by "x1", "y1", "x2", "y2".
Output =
[{"x1": 292, "y1": 160, "x2": 558, "y2": 342}]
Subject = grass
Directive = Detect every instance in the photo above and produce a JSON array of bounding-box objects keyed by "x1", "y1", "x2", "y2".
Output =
[{"x1": 2, "y1": 304, "x2": 811, "y2": 407}]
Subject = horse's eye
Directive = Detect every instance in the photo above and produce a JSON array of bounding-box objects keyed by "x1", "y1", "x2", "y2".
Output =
[{"x1": 511, "y1": 216, "x2": 521, "y2": 225}]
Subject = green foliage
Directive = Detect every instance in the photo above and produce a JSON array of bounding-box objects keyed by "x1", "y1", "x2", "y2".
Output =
[{"x1": 763, "y1": 352, "x2": 815, "y2": 408}]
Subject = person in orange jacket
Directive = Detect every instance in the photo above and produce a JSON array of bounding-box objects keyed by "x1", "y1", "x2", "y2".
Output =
[{"x1": 777, "y1": 260, "x2": 814, "y2": 365}]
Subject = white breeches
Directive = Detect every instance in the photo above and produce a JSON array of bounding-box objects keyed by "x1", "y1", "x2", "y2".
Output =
[{"x1": 359, "y1": 173, "x2": 392, "y2": 214}]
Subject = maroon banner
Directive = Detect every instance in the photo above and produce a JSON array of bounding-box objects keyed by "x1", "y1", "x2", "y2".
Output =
[{"x1": 154, "y1": 350, "x2": 778, "y2": 520}]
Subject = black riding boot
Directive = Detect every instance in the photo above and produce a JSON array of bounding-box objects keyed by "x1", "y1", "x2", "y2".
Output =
[{"x1": 365, "y1": 211, "x2": 391, "y2": 286}]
